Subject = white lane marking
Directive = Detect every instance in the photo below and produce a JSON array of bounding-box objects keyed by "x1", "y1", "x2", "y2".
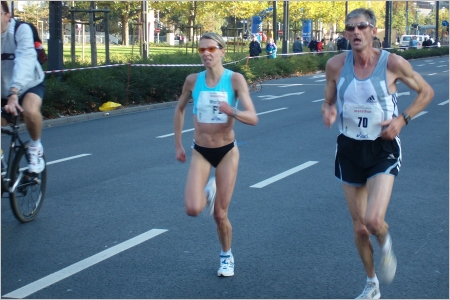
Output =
[
  {"x1": 46, "y1": 154, "x2": 92, "y2": 166},
  {"x1": 436, "y1": 65, "x2": 448, "y2": 68},
  {"x1": 278, "y1": 84, "x2": 311, "y2": 87},
  {"x1": 314, "y1": 79, "x2": 326, "y2": 82},
  {"x1": 2, "y1": 229, "x2": 168, "y2": 299},
  {"x1": 157, "y1": 128, "x2": 194, "y2": 138},
  {"x1": 428, "y1": 73, "x2": 438, "y2": 76},
  {"x1": 156, "y1": 108, "x2": 288, "y2": 138},
  {"x1": 262, "y1": 83, "x2": 324, "y2": 86},
  {"x1": 412, "y1": 111, "x2": 428, "y2": 120},
  {"x1": 8, "y1": 154, "x2": 93, "y2": 173},
  {"x1": 438, "y1": 100, "x2": 449, "y2": 105},
  {"x1": 416, "y1": 64, "x2": 425, "y2": 66},
  {"x1": 444, "y1": 70, "x2": 449, "y2": 73},
  {"x1": 258, "y1": 92, "x2": 305, "y2": 100},
  {"x1": 250, "y1": 161, "x2": 319, "y2": 188},
  {"x1": 310, "y1": 74, "x2": 325, "y2": 79},
  {"x1": 257, "y1": 107, "x2": 288, "y2": 115},
  {"x1": 312, "y1": 98, "x2": 324, "y2": 102}
]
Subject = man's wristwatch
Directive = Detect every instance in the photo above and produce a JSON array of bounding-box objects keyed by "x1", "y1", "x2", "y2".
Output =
[
  {"x1": 402, "y1": 112, "x2": 411, "y2": 125},
  {"x1": 7, "y1": 90, "x2": 18, "y2": 98}
]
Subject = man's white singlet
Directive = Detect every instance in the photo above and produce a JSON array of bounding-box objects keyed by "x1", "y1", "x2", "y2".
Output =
[{"x1": 336, "y1": 50, "x2": 398, "y2": 140}]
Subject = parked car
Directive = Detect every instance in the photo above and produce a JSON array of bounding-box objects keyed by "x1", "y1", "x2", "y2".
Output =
[{"x1": 399, "y1": 34, "x2": 430, "y2": 49}]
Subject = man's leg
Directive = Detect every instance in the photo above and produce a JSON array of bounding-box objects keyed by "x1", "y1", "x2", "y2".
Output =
[
  {"x1": 366, "y1": 174, "x2": 397, "y2": 284},
  {"x1": 343, "y1": 184, "x2": 376, "y2": 278},
  {"x1": 365, "y1": 174, "x2": 394, "y2": 246},
  {"x1": 21, "y1": 92, "x2": 45, "y2": 173},
  {"x1": 21, "y1": 92, "x2": 43, "y2": 141}
]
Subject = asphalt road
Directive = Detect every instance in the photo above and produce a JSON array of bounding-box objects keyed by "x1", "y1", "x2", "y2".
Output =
[{"x1": 1, "y1": 55, "x2": 449, "y2": 299}]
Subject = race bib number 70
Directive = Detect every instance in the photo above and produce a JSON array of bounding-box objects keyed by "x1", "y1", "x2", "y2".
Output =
[
  {"x1": 342, "y1": 103, "x2": 383, "y2": 140},
  {"x1": 197, "y1": 91, "x2": 228, "y2": 124}
]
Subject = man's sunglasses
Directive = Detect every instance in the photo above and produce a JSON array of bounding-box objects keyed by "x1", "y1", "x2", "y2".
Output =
[
  {"x1": 198, "y1": 46, "x2": 223, "y2": 54},
  {"x1": 345, "y1": 22, "x2": 374, "y2": 31}
]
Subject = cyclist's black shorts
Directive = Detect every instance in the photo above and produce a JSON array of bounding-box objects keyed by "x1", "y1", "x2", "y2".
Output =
[{"x1": 1, "y1": 81, "x2": 45, "y2": 121}]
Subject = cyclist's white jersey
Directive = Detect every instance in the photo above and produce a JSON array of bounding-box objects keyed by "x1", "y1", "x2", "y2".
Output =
[{"x1": 336, "y1": 49, "x2": 398, "y2": 140}]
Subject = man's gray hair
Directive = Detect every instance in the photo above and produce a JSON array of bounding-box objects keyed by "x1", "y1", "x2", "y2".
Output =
[{"x1": 345, "y1": 8, "x2": 377, "y2": 27}]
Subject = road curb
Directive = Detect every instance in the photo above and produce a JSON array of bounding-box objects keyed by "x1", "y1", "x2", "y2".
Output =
[{"x1": 23, "y1": 100, "x2": 179, "y2": 131}]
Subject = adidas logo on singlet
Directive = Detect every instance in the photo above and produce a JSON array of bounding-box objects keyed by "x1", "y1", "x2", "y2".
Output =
[{"x1": 366, "y1": 95, "x2": 377, "y2": 103}]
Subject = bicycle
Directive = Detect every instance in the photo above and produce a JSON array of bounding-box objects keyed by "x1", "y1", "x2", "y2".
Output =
[
  {"x1": 248, "y1": 80, "x2": 262, "y2": 93},
  {"x1": 1, "y1": 115, "x2": 47, "y2": 222}
]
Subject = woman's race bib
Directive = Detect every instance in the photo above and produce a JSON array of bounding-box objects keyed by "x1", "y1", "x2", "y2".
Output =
[
  {"x1": 197, "y1": 91, "x2": 228, "y2": 123},
  {"x1": 342, "y1": 103, "x2": 383, "y2": 140}
]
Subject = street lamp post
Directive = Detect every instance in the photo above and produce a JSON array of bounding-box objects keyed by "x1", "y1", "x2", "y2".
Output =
[
  {"x1": 415, "y1": 9, "x2": 421, "y2": 35},
  {"x1": 406, "y1": 1, "x2": 409, "y2": 34}
]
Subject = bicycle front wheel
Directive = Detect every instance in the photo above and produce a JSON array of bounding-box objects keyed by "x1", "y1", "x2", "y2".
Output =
[{"x1": 9, "y1": 147, "x2": 47, "y2": 223}]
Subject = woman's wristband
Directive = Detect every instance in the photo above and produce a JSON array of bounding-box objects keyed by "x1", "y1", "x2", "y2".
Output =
[{"x1": 233, "y1": 107, "x2": 238, "y2": 118}]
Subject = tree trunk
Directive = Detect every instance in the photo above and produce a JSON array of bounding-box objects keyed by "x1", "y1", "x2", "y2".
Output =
[{"x1": 121, "y1": 15, "x2": 129, "y2": 45}]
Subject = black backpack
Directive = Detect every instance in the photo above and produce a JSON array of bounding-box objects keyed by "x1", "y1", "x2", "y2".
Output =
[{"x1": 1, "y1": 19, "x2": 48, "y2": 65}]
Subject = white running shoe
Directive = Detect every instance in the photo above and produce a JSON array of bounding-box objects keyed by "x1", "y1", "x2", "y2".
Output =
[
  {"x1": 217, "y1": 254, "x2": 234, "y2": 277},
  {"x1": 379, "y1": 242, "x2": 397, "y2": 284},
  {"x1": 203, "y1": 177, "x2": 216, "y2": 216},
  {"x1": 356, "y1": 282, "x2": 381, "y2": 299},
  {"x1": 27, "y1": 145, "x2": 45, "y2": 173}
]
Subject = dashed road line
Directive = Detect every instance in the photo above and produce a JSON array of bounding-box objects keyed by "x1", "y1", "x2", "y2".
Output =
[
  {"x1": 250, "y1": 161, "x2": 319, "y2": 188},
  {"x1": 2, "y1": 229, "x2": 168, "y2": 299}
]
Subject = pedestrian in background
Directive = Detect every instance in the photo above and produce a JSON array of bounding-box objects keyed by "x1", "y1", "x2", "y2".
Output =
[
  {"x1": 265, "y1": 38, "x2": 277, "y2": 58},
  {"x1": 326, "y1": 38, "x2": 336, "y2": 51},
  {"x1": 382, "y1": 37, "x2": 389, "y2": 49},
  {"x1": 308, "y1": 36, "x2": 318, "y2": 52},
  {"x1": 293, "y1": 36, "x2": 303, "y2": 54},
  {"x1": 372, "y1": 36, "x2": 382, "y2": 48},
  {"x1": 249, "y1": 34, "x2": 262, "y2": 59}
]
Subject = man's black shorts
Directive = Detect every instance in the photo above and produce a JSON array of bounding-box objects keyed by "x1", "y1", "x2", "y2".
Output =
[
  {"x1": 335, "y1": 134, "x2": 401, "y2": 186},
  {"x1": 1, "y1": 81, "x2": 45, "y2": 121}
]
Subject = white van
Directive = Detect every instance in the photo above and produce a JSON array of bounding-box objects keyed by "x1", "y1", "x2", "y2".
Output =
[{"x1": 400, "y1": 34, "x2": 430, "y2": 49}]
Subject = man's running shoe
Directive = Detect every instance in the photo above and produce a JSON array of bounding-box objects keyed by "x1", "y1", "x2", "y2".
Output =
[
  {"x1": 217, "y1": 254, "x2": 234, "y2": 277},
  {"x1": 203, "y1": 177, "x2": 216, "y2": 216},
  {"x1": 356, "y1": 282, "x2": 381, "y2": 299},
  {"x1": 27, "y1": 145, "x2": 45, "y2": 173},
  {"x1": 379, "y1": 241, "x2": 397, "y2": 284}
]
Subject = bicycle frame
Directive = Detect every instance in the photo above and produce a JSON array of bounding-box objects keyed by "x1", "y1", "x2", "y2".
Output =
[{"x1": 1, "y1": 116, "x2": 28, "y2": 194}]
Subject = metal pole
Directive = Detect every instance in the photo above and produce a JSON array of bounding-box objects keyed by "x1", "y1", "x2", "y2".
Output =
[
  {"x1": 48, "y1": 1, "x2": 64, "y2": 71},
  {"x1": 157, "y1": 10, "x2": 160, "y2": 43},
  {"x1": 406, "y1": 1, "x2": 409, "y2": 35},
  {"x1": 89, "y1": 1, "x2": 97, "y2": 66},
  {"x1": 142, "y1": 1, "x2": 148, "y2": 59},
  {"x1": 282, "y1": 1, "x2": 289, "y2": 55},
  {"x1": 435, "y1": 1, "x2": 440, "y2": 44},
  {"x1": 273, "y1": 1, "x2": 277, "y2": 41},
  {"x1": 71, "y1": 11, "x2": 75, "y2": 63},
  {"x1": 105, "y1": 12, "x2": 110, "y2": 64}
]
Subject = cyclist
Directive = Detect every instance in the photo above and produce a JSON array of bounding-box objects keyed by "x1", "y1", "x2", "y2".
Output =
[{"x1": 1, "y1": 1, "x2": 45, "y2": 173}]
